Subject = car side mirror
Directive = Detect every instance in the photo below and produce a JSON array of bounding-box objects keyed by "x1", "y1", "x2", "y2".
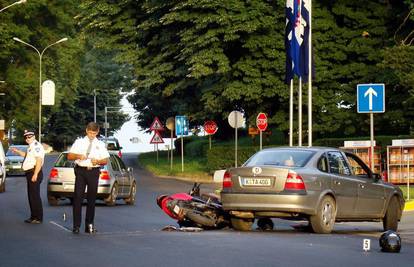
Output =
[
  {"x1": 119, "y1": 146, "x2": 123, "y2": 150},
  {"x1": 127, "y1": 167, "x2": 133, "y2": 173}
]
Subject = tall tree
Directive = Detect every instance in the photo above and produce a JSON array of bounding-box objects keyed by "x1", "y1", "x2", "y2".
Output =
[{"x1": 77, "y1": 0, "x2": 414, "y2": 141}]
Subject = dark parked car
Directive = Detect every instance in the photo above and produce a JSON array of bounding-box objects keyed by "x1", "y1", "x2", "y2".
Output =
[
  {"x1": 98, "y1": 137, "x2": 123, "y2": 158},
  {"x1": 5, "y1": 145, "x2": 28, "y2": 176},
  {"x1": 47, "y1": 152, "x2": 136, "y2": 206},
  {"x1": 221, "y1": 147, "x2": 405, "y2": 233}
]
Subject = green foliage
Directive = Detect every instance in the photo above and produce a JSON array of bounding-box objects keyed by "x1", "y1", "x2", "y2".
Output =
[
  {"x1": 184, "y1": 138, "x2": 210, "y2": 157},
  {"x1": 0, "y1": 1, "x2": 129, "y2": 149},
  {"x1": 206, "y1": 145, "x2": 258, "y2": 171},
  {"x1": 138, "y1": 150, "x2": 211, "y2": 181}
]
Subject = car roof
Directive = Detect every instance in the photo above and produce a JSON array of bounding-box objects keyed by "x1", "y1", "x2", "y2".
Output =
[{"x1": 260, "y1": 146, "x2": 340, "y2": 152}]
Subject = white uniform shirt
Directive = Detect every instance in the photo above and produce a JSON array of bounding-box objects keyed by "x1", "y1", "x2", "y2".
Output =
[
  {"x1": 22, "y1": 141, "x2": 45, "y2": 171},
  {"x1": 69, "y1": 136, "x2": 110, "y2": 167}
]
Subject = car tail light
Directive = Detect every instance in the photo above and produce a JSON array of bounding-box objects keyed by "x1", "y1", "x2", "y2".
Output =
[
  {"x1": 99, "y1": 170, "x2": 110, "y2": 180},
  {"x1": 284, "y1": 171, "x2": 306, "y2": 191},
  {"x1": 223, "y1": 171, "x2": 233, "y2": 188},
  {"x1": 118, "y1": 151, "x2": 122, "y2": 158},
  {"x1": 49, "y1": 168, "x2": 58, "y2": 180}
]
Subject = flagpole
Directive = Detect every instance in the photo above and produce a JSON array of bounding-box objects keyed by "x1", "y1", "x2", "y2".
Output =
[
  {"x1": 298, "y1": 77, "x2": 302, "y2": 147},
  {"x1": 308, "y1": 0, "x2": 313, "y2": 147},
  {"x1": 289, "y1": 79, "x2": 293, "y2": 146}
]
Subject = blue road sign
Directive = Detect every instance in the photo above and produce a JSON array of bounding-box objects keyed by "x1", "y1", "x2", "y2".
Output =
[
  {"x1": 357, "y1": 84, "x2": 385, "y2": 113},
  {"x1": 175, "y1": 115, "x2": 189, "y2": 136}
]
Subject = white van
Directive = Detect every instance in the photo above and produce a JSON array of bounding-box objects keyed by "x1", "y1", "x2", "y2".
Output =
[{"x1": 0, "y1": 142, "x2": 6, "y2": 192}]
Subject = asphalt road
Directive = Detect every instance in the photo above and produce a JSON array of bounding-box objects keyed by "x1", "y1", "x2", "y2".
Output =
[{"x1": 1, "y1": 153, "x2": 414, "y2": 267}]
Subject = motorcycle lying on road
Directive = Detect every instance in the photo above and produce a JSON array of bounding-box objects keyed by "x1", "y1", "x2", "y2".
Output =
[{"x1": 156, "y1": 183, "x2": 231, "y2": 229}]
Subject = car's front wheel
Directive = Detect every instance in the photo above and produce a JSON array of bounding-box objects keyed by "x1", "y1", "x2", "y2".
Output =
[
  {"x1": 383, "y1": 196, "x2": 400, "y2": 231},
  {"x1": 231, "y1": 217, "x2": 253, "y2": 231},
  {"x1": 105, "y1": 183, "x2": 118, "y2": 206},
  {"x1": 124, "y1": 181, "x2": 136, "y2": 205},
  {"x1": 310, "y1": 196, "x2": 336, "y2": 234}
]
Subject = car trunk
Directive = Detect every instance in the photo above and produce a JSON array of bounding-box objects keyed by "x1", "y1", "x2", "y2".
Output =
[
  {"x1": 55, "y1": 167, "x2": 75, "y2": 183},
  {"x1": 227, "y1": 166, "x2": 290, "y2": 193}
]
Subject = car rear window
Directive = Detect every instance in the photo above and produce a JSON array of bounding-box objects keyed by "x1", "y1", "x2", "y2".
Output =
[
  {"x1": 55, "y1": 153, "x2": 76, "y2": 168},
  {"x1": 244, "y1": 150, "x2": 315, "y2": 167}
]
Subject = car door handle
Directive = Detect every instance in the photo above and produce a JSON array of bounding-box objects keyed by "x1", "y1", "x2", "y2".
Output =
[
  {"x1": 359, "y1": 184, "x2": 365, "y2": 189},
  {"x1": 334, "y1": 181, "x2": 341, "y2": 185}
]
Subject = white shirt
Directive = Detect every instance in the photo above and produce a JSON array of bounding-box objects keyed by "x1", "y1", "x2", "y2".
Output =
[
  {"x1": 22, "y1": 141, "x2": 45, "y2": 171},
  {"x1": 69, "y1": 136, "x2": 110, "y2": 167}
]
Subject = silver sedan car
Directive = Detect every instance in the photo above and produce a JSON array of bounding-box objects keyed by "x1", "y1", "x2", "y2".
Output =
[
  {"x1": 221, "y1": 147, "x2": 405, "y2": 233},
  {"x1": 5, "y1": 145, "x2": 28, "y2": 176},
  {"x1": 47, "y1": 152, "x2": 136, "y2": 206}
]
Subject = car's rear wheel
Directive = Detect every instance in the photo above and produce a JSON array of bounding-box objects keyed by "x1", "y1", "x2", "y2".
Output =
[
  {"x1": 105, "y1": 183, "x2": 118, "y2": 206},
  {"x1": 47, "y1": 196, "x2": 59, "y2": 206},
  {"x1": 124, "y1": 182, "x2": 136, "y2": 205},
  {"x1": 310, "y1": 196, "x2": 336, "y2": 234},
  {"x1": 383, "y1": 196, "x2": 400, "y2": 231},
  {"x1": 231, "y1": 217, "x2": 253, "y2": 231},
  {"x1": 0, "y1": 181, "x2": 5, "y2": 193}
]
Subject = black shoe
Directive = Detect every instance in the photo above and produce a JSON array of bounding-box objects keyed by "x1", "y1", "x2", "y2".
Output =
[
  {"x1": 85, "y1": 224, "x2": 97, "y2": 234},
  {"x1": 72, "y1": 227, "x2": 80, "y2": 234},
  {"x1": 24, "y1": 218, "x2": 42, "y2": 224}
]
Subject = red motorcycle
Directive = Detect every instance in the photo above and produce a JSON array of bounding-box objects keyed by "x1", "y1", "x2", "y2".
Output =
[{"x1": 157, "y1": 183, "x2": 230, "y2": 229}]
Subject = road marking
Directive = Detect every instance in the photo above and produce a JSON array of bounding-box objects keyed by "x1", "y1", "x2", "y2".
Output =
[
  {"x1": 50, "y1": 221, "x2": 144, "y2": 236},
  {"x1": 50, "y1": 221, "x2": 71, "y2": 232}
]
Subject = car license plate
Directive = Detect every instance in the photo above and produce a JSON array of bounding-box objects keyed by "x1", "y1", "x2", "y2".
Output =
[
  {"x1": 12, "y1": 165, "x2": 21, "y2": 169},
  {"x1": 242, "y1": 178, "x2": 271, "y2": 186}
]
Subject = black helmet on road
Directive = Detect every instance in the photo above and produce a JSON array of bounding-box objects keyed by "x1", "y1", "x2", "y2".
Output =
[{"x1": 379, "y1": 230, "x2": 401, "y2": 253}]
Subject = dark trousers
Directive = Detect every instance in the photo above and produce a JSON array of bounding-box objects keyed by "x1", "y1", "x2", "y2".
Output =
[
  {"x1": 25, "y1": 169, "x2": 43, "y2": 220},
  {"x1": 73, "y1": 167, "x2": 100, "y2": 228}
]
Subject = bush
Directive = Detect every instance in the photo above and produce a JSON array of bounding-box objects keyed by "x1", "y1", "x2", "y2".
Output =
[
  {"x1": 206, "y1": 145, "x2": 258, "y2": 171},
  {"x1": 185, "y1": 138, "x2": 210, "y2": 157}
]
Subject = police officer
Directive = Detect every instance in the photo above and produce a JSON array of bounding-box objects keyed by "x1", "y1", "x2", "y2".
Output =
[
  {"x1": 11, "y1": 130, "x2": 45, "y2": 224},
  {"x1": 68, "y1": 122, "x2": 109, "y2": 234}
]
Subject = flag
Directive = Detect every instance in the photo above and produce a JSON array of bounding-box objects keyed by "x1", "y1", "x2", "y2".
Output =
[{"x1": 285, "y1": 0, "x2": 311, "y2": 83}]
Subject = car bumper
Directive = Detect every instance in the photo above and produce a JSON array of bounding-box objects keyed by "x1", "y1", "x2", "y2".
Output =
[
  {"x1": 221, "y1": 192, "x2": 319, "y2": 216},
  {"x1": 47, "y1": 182, "x2": 112, "y2": 199},
  {"x1": 6, "y1": 166, "x2": 25, "y2": 176}
]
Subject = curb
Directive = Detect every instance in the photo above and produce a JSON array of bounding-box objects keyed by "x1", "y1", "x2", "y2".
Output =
[{"x1": 404, "y1": 200, "x2": 414, "y2": 212}]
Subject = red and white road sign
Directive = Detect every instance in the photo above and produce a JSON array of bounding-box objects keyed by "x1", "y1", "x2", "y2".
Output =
[
  {"x1": 150, "y1": 117, "x2": 164, "y2": 131},
  {"x1": 150, "y1": 131, "x2": 164, "y2": 144},
  {"x1": 204, "y1": 120, "x2": 218, "y2": 135},
  {"x1": 256, "y1": 112, "x2": 268, "y2": 132}
]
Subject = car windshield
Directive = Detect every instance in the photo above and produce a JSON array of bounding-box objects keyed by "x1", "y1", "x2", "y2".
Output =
[
  {"x1": 6, "y1": 146, "x2": 28, "y2": 156},
  {"x1": 244, "y1": 150, "x2": 315, "y2": 167}
]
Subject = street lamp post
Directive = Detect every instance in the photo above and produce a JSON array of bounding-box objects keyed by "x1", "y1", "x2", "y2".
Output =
[
  {"x1": 104, "y1": 106, "x2": 122, "y2": 140},
  {"x1": 0, "y1": 0, "x2": 26, "y2": 13},
  {"x1": 13, "y1": 37, "x2": 68, "y2": 143}
]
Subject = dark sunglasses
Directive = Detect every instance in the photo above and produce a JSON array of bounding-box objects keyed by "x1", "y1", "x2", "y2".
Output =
[{"x1": 25, "y1": 135, "x2": 34, "y2": 139}]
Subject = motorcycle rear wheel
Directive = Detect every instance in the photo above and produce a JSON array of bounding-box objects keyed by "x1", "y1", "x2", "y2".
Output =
[{"x1": 186, "y1": 210, "x2": 217, "y2": 227}]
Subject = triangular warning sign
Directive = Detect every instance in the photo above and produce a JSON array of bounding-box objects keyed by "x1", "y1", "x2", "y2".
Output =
[
  {"x1": 150, "y1": 131, "x2": 164, "y2": 144},
  {"x1": 150, "y1": 116, "x2": 164, "y2": 131}
]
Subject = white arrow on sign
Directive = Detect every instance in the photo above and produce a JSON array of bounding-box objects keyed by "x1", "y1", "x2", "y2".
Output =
[{"x1": 364, "y1": 87, "x2": 378, "y2": 111}]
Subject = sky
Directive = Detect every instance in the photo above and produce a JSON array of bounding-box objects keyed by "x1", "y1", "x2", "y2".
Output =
[{"x1": 113, "y1": 97, "x2": 173, "y2": 153}]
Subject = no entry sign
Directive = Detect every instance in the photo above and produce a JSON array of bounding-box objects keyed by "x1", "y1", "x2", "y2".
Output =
[
  {"x1": 256, "y1": 113, "x2": 268, "y2": 132},
  {"x1": 204, "y1": 120, "x2": 218, "y2": 135}
]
